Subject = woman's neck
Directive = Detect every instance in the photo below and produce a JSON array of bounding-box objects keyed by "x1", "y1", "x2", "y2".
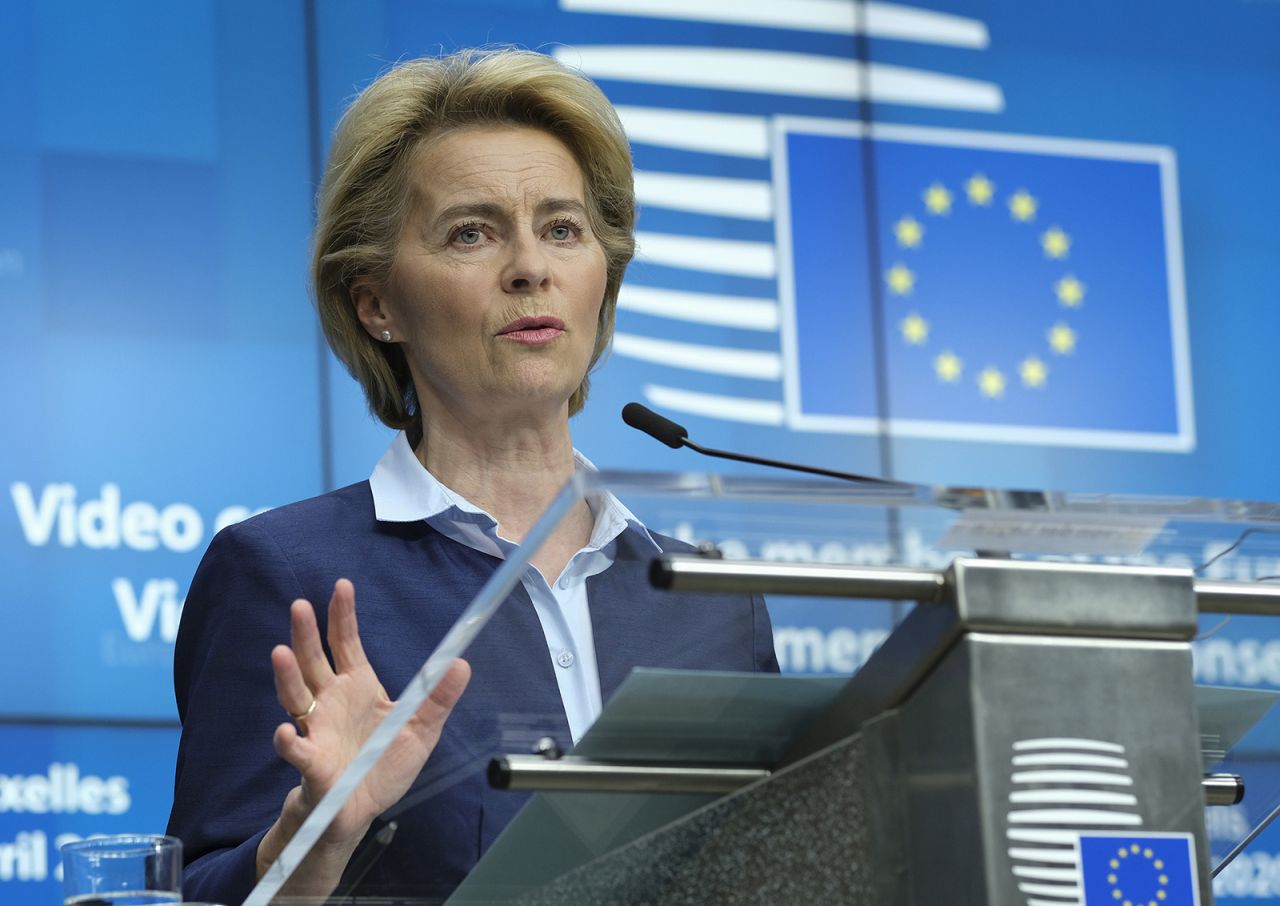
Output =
[{"x1": 413, "y1": 409, "x2": 586, "y2": 546}]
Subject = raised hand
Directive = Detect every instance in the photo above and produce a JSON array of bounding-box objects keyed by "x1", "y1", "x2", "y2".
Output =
[{"x1": 256, "y1": 578, "x2": 470, "y2": 894}]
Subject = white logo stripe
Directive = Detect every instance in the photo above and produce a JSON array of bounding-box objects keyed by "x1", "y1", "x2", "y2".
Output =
[
  {"x1": 1017, "y1": 880, "x2": 1082, "y2": 899},
  {"x1": 561, "y1": 0, "x2": 990, "y2": 48},
  {"x1": 616, "y1": 106, "x2": 769, "y2": 158},
  {"x1": 1007, "y1": 846, "x2": 1079, "y2": 864},
  {"x1": 1012, "y1": 738, "x2": 1126, "y2": 754},
  {"x1": 1008, "y1": 829, "x2": 1094, "y2": 845},
  {"x1": 618, "y1": 286, "x2": 779, "y2": 331},
  {"x1": 635, "y1": 170, "x2": 773, "y2": 220},
  {"x1": 613, "y1": 334, "x2": 782, "y2": 379},
  {"x1": 635, "y1": 231, "x2": 776, "y2": 278},
  {"x1": 1011, "y1": 770, "x2": 1134, "y2": 786},
  {"x1": 796, "y1": 414, "x2": 1195, "y2": 451},
  {"x1": 1009, "y1": 790, "x2": 1138, "y2": 807},
  {"x1": 556, "y1": 47, "x2": 1004, "y2": 111},
  {"x1": 1012, "y1": 752, "x2": 1130, "y2": 769},
  {"x1": 869, "y1": 62, "x2": 1004, "y2": 111},
  {"x1": 1013, "y1": 865, "x2": 1080, "y2": 882},
  {"x1": 864, "y1": 2, "x2": 989, "y2": 48},
  {"x1": 643, "y1": 385, "x2": 786, "y2": 425},
  {"x1": 1008, "y1": 809, "x2": 1142, "y2": 827}
]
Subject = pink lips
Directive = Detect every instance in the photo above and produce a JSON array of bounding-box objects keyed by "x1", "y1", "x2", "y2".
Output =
[{"x1": 496, "y1": 315, "x2": 566, "y2": 345}]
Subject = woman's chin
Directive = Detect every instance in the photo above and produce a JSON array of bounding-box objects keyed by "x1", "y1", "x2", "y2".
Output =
[
  {"x1": 491, "y1": 368, "x2": 584, "y2": 414},
  {"x1": 464, "y1": 381, "x2": 578, "y2": 426}
]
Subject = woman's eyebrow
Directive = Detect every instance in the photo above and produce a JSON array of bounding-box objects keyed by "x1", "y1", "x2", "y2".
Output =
[
  {"x1": 535, "y1": 198, "x2": 589, "y2": 218},
  {"x1": 430, "y1": 198, "x2": 587, "y2": 229},
  {"x1": 431, "y1": 201, "x2": 507, "y2": 228}
]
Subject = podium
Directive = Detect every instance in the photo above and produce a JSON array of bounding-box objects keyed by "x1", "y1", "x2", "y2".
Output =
[{"x1": 248, "y1": 472, "x2": 1280, "y2": 905}]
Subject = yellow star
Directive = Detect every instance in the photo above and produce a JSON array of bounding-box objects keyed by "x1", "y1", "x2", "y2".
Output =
[
  {"x1": 894, "y1": 216, "x2": 924, "y2": 248},
  {"x1": 934, "y1": 350, "x2": 963, "y2": 382},
  {"x1": 923, "y1": 182, "x2": 953, "y2": 216},
  {"x1": 1019, "y1": 356, "x2": 1048, "y2": 388},
  {"x1": 1055, "y1": 275, "x2": 1085, "y2": 307},
  {"x1": 1048, "y1": 322, "x2": 1077, "y2": 355},
  {"x1": 886, "y1": 263, "x2": 915, "y2": 296},
  {"x1": 1041, "y1": 226, "x2": 1072, "y2": 259},
  {"x1": 977, "y1": 366, "x2": 1006, "y2": 398},
  {"x1": 900, "y1": 313, "x2": 929, "y2": 345},
  {"x1": 1009, "y1": 189, "x2": 1038, "y2": 222},
  {"x1": 965, "y1": 173, "x2": 994, "y2": 206}
]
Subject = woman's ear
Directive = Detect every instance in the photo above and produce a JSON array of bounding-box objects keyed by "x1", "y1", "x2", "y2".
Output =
[{"x1": 352, "y1": 281, "x2": 395, "y2": 341}]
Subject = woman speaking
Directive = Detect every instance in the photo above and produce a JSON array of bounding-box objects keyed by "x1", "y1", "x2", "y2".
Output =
[{"x1": 167, "y1": 48, "x2": 778, "y2": 903}]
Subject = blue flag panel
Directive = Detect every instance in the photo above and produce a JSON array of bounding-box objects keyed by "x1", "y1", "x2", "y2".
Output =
[
  {"x1": 1080, "y1": 832, "x2": 1198, "y2": 906},
  {"x1": 776, "y1": 121, "x2": 1191, "y2": 451}
]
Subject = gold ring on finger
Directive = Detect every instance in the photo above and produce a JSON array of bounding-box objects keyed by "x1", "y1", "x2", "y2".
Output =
[{"x1": 289, "y1": 699, "x2": 318, "y2": 722}]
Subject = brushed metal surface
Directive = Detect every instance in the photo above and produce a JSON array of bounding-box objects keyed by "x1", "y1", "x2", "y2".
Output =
[
  {"x1": 490, "y1": 756, "x2": 770, "y2": 794},
  {"x1": 651, "y1": 554, "x2": 947, "y2": 600}
]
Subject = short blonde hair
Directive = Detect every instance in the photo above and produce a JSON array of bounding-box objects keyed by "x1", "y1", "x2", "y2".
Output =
[{"x1": 312, "y1": 49, "x2": 636, "y2": 428}]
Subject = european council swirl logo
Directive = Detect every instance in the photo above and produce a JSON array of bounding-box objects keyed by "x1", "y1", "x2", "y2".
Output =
[
  {"x1": 1005, "y1": 738, "x2": 1200, "y2": 905},
  {"x1": 1078, "y1": 833, "x2": 1198, "y2": 906},
  {"x1": 774, "y1": 120, "x2": 1192, "y2": 452}
]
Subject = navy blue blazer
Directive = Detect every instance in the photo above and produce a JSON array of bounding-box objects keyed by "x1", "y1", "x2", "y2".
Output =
[{"x1": 167, "y1": 480, "x2": 778, "y2": 904}]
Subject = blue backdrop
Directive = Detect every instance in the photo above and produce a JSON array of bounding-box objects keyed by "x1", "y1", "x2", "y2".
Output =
[{"x1": 2, "y1": 1, "x2": 1279, "y2": 902}]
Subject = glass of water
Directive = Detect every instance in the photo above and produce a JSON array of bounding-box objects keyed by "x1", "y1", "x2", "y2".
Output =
[{"x1": 61, "y1": 834, "x2": 183, "y2": 905}]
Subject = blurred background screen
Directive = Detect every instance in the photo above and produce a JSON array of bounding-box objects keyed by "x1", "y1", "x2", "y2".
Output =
[{"x1": 2, "y1": 1, "x2": 1279, "y2": 901}]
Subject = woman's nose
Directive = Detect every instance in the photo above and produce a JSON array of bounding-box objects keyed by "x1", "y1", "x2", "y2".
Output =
[{"x1": 503, "y1": 234, "x2": 551, "y2": 293}]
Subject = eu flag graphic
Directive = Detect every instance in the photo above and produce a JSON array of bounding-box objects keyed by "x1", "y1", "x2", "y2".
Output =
[
  {"x1": 1079, "y1": 833, "x2": 1198, "y2": 906},
  {"x1": 775, "y1": 121, "x2": 1192, "y2": 451}
]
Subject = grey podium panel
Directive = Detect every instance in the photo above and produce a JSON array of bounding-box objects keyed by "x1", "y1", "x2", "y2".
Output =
[
  {"x1": 895, "y1": 632, "x2": 1210, "y2": 904},
  {"x1": 515, "y1": 734, "x2": 877, "y2": 905}
]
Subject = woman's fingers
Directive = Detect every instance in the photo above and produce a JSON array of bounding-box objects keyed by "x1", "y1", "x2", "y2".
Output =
[
  {"x1": 272, "y1": 644, "x2": 316, "y2": 723},
  {"x1": 434, "y1": 658, "x2": 471, "y2": 709},
  {"x1": 270, "y1": 657, "x2": 470, "y2": 836},
  {"x1": 272, "y1": 591, "x2": 466, "y2": 822},
  {"x1": 418, "y1": 659, "x2": 471, "y2": 730},
  {"x1": 273, "y1": 720, "x2": 313, "y2": 774},
  {"x1": 290, "y1": 598, "x2": 336, "y2": 690},
  {"x1": 326, "y1": 579, "x2": 370, "y2": 674}
]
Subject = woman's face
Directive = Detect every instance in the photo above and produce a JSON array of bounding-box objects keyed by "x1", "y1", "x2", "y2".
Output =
[{"x1": 364, "y1": 125, "x2": 609, "y2": 428}]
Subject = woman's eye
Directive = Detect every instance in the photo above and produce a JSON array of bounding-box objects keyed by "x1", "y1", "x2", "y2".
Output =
[
  {"x1": 456, "y1": 227, "x2": 483, "y2": 245},
  {"x1": 548, "y1": 223, "x2": 576, "y2": 241}
]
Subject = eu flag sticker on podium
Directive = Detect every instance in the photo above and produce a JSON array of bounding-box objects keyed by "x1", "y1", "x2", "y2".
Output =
[
  {"x1": 1078, "y1": 832, "x2": 1199, "y2": 905},
  {"x1": 772, "y1": 120, "x2": 1193, "y2": 452}
]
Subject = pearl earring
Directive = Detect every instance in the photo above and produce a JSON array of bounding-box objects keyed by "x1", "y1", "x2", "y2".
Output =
[{"x1": 380, "y1": 330, "x2": 392, "y2": 342}]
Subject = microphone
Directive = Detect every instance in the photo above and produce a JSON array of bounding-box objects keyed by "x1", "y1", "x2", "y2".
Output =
[
  {"x1": 621, "y1": 403, "x2": 913, "y2": 488},
  {"x1": 621, "y1": 402, "x2": 687, "y2": 448}
]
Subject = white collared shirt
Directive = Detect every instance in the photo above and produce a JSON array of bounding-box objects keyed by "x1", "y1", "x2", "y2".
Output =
[{"x1": 368, "y1": 432, "x2": 660, "y2": 744}]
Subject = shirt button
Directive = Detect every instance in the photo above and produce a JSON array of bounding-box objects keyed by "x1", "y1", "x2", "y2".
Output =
[
  {"x1": 557, "y1": 577, "x2": 570, "y2": 589},
  {"x1": 556, "y1": 649, "x2": 575, "y2": 668}
]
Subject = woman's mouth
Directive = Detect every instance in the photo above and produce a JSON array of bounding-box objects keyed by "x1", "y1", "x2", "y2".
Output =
[{"x1": 497, "y1": 316, "x2": 566, "y2": 344}]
